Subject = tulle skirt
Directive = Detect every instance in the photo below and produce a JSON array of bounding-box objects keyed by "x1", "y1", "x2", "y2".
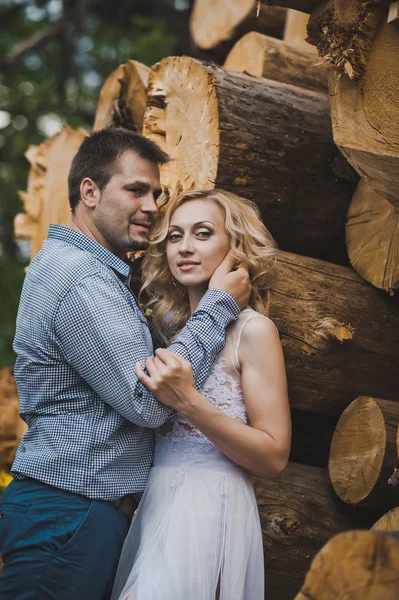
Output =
[{"x1": 111, "y1": 441, "x2": 264, "y2": 600}]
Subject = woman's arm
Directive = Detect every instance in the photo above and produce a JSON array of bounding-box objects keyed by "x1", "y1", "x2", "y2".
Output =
[{"x1": 137, "y1": 317, "x2": 291, "y2": 479}]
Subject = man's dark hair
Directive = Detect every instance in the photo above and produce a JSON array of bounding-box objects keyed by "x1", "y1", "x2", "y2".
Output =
[{"x1": 68, "y1": 128, "x2": 170, "y2": 212}]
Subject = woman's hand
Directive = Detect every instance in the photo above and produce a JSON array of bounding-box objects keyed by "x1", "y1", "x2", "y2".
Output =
[{"x1": 136, "y1": 348, "x2": 195, "y2": 410}]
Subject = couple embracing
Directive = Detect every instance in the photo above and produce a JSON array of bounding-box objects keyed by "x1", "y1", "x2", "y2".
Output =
[{"x1": 0, "y1": 128, "x2": 291, "y2": 599}]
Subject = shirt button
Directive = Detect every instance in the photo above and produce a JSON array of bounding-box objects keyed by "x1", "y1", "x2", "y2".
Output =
[
  {"x1": 0, "y1": 511, "x2": 4, "y2": 519},
  {"x1": 137, "y1": 393, "x2": 143, "y2": 398}
]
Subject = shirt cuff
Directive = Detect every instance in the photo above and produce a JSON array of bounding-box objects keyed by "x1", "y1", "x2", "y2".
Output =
[{"x1": 195, "y1": 288, "x2": 240, "y2": 324}]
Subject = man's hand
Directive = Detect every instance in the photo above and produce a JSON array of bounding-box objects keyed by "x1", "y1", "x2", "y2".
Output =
[
  {"x1": 209, "y1": 251, "x2": 251, "y2": 309},
  {"x1": 136, "y1": 348, "x2": 196, "y2": 412}
]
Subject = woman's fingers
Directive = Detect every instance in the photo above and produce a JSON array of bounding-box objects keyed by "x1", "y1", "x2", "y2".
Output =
[{"x1": 136, "y1": 362, "x2": 154, "y2": 391}]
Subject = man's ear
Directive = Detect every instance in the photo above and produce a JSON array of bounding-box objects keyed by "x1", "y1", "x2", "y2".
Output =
[{"x1": 80, "y1": 178, "x2": 100, "y2": 209}]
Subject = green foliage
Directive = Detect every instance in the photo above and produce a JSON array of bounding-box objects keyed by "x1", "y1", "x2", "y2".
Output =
[{"x1": 0, "y1": 0, "x2": 178, "y2": 368}]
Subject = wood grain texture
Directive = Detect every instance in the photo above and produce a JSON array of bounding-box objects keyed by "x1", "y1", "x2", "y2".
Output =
[
  {"x1": 253, "y1": 462, "x2": 379, "y2": 600},
  {"x1": 329, "y1": 396, "x2": 399, "y2": 511},
  {"x1": 295, "y1": 530, "x2": 399, "y2": 599},
  {"x1": 269, "y1": 251, "x2": 399, "y2": 416},
  {"x1": 144, "y1": 57, "x2": 358, "y2": 264}
]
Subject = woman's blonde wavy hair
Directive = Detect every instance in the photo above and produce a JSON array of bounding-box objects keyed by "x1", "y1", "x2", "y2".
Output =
[{"x1": 140, "y1": 189, "x2": 277, "y2": 339}]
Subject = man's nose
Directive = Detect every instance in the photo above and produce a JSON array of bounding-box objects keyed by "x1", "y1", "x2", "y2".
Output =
[{"x1": 141, "y1": 193, "x2": 159, "y2": 215}]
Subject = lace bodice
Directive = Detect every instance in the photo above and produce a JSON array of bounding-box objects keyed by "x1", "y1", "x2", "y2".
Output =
[{"x1": 154, "y1": 309, "x2": 274, "y2": 483}]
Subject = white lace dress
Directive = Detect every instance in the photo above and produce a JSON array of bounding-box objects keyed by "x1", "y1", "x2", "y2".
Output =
[{"x1": 111, "y1": 309, "x2": 269, "y2": 600}]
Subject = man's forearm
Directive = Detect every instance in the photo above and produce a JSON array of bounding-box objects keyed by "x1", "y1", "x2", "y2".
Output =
[{"x1": 168, "y1": 289, "x2": 239, "y2": 388}]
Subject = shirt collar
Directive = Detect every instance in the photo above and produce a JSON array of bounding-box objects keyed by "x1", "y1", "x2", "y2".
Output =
[{"x1": 48, "y1": 224, "x2": 131, "y2": 281}]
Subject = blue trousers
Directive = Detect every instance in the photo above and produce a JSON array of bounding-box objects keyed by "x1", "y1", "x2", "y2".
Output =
[{"x1": 0, "y1": 478, "x2": 130, "y2": 599}]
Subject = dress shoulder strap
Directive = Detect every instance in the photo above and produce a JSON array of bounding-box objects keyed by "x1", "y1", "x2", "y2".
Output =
[{"x1": 232, "y1": 309, "x2": 279, "y2": 374}]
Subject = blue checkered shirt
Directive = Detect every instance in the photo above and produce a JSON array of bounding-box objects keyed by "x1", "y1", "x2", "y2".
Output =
[{"x1": 11, "y1": 225, "x2": 240, "y2": 499}]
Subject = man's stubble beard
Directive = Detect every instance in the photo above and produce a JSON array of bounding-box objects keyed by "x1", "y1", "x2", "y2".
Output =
[{"x1": 126, "y1": 233, "x2": 150, "y2": 251}]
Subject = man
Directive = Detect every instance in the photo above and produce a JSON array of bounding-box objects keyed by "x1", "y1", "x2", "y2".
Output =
[{"x1": 0, "y1": 128, "x2": 250, "y2": 599}]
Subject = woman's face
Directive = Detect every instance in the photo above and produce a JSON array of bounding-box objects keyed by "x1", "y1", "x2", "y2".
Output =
[{"x1": 166, "y1": 199, "x2": 231, "y2": 289}]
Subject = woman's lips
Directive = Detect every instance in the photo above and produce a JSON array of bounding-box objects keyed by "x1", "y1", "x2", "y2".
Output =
[{"x1": 178, "y1": 262, "x2": 199, "y2": 271}]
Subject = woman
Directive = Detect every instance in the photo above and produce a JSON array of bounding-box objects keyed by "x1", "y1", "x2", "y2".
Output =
[{"x1": 112, "y1": 189, "x2": 291, "y2": 600}]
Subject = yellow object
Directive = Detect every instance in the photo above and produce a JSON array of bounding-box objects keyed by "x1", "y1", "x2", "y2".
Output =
[{"x1": 0, "y1": 472, "x2": 12, "y2": 497}]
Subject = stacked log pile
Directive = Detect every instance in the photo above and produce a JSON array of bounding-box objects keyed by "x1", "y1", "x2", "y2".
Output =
[
  {"x1": 11, "y1": 2, "x2": 399, "y2": 599},
  {"x1": 252, "y1": 462, "x2": 380, "y2": 598},
  {"x1": 265, "y1": 0, "x2": 399, "y2": 294},
  {"x1": 14, "y1": 126, "x2": 86, "y2": 262},
  {"x1": 143, "y1": 56, "x2": 357, "y2": 264}
]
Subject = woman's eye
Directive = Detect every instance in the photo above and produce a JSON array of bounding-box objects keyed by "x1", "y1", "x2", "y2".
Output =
[
  {"x1": 168, "y1": 233, "x2": 182, "y2": 242},
  {"x1": 196, "y1": 230, "x2": 211, "y2": 238}
]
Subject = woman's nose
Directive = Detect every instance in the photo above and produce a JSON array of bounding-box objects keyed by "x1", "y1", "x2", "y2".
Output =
[{"x1": 179, "y1": 235, "x2": 194, "y2": 253}]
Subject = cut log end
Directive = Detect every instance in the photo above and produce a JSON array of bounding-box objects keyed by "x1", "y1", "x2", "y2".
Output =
[
  {"x1": 295, "y1": 530, "x2": 399, "y2": 600},
  {"x1": 143, "y1": 57, "x2": 219, "y2": 193},
  {"x1": 346, "y1": 179, "x2": 399, "y2": 295},
  {"x1": 94, "y1": 60, "x2": 150, "y2": 132},
  {"x1": 371, "y1": 508, "x2": 399, "y2": 531},
  {"x1": 15, "y1": 126, "x2": 87, "y2": 260},
  {"x1": 190, "y1": 0, "x2": 286, "y2": 50},
  {"x1": 329, "y1": 396, "x2": 399, "y2": 507}
]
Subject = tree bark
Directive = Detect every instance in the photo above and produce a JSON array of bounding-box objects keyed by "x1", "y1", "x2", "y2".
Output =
[
  {"x1": 294, "y1": 530, "x2": 399, "y2": 600},
  {"x1": 14, "y1": 126, "x2": 87, "y2": 260},
  {"x1": 268, "y1": 250, "x2": 399, "y2": 417},
  {"x1": 307, "y1": 0, "x2": 386, "y2": 79},
  {"x1": 328, "y1": 18, "x2": 399, "y2": 206},
  {"x1": 144, "y1": 56, "x2": 358, "y2": 264},
  {"x1": 0, "y1": 368, "x2": 26, "y2": 472},
  {"x1": 189, "y1": 0, "x2": 286, "y2": 51},
  {"x1": 224, "y1": 32, "x2": 326, "y2": 92},
  {"x1": 253, "y1": 461, "x2": 380, "y2": 600},
  {"x1": 329, "y1": 396, "x2": 399, "y2": 511},
  {"x1": 371, "y1": 507, "x2": 399, "y2": 532},
  {"x1": 346, "y1": 179, "x2": 399, "y2": 295},
  {"x1": 93, "y1": 60, "x2": 150, "y2": 132}
]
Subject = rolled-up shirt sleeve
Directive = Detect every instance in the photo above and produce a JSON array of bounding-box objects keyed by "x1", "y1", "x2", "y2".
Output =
[{"x1": 55, "y1": 274, "x2": 239, "y2": 428}]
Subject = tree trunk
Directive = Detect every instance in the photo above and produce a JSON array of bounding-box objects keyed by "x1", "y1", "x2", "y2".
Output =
[
  {"x1": 294, "y1": 530, "x2": 399, "y2": 600},
  {"x1": 93, "y1": 60, "x2": 150, "y2": 132},
  {"x1": 329, "y1": 396, "x2": 399, "y2": 511},
  {"x1": 371, "y1": 507, "x2": 399, "y2": 532},
  {"x1": 0, "y1": 367, "x2": 26, "y2": 472},
  {"x1": 346, "y1": 179, "x2": 399, "y2": 294},
  {"x1": 224, "y1": 32, "x2": 327, "y2": 92},
  {"x1": 268, "y1": 250, "x2": 399, "y2": 417},
  {"x1": 14, "y1": 126, "x2": 87, "y2": 260},
  {"x1": 144, "y1": 56, "x2": 358, "y2": 264},
  {"x1": 328, "y1": 18, "x2": 399, "y2": 205},
  {"x1": 253, "y1": 461, "x2": 380, "y2": 600},
  {"x1": 189, "y1": 0, "x2": 286, "y2": 51}
]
